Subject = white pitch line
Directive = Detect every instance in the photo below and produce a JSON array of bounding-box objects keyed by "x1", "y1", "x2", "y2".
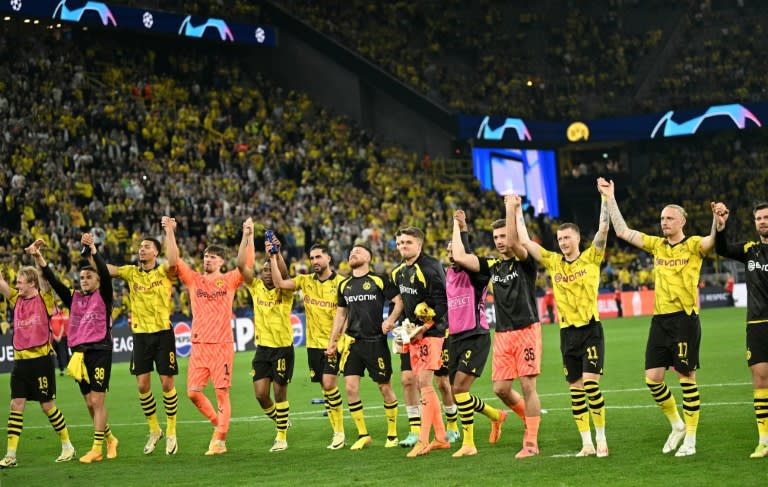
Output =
[{"x1": 21, "y1": 382, "x2": 755, "y2": 430}]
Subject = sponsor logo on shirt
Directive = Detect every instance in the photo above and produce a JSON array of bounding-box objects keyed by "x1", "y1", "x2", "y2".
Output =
[
  {"x1": 196, "y1": 289, "x2": 227, "y2": 300},
  {"x1": 655, "y1": 257, "x2": 689, "y2": 267},
  {"x1": 554, "y1": 269, "x2": 587, "y2": 283},
  {"x1": 747, "y1": 260, "x2": 768, "y2": 272},
  {"x1": 132, "y1": 280, "x2": 164, "y2": 292},
  {"x1": 346, "y1": 294, "x2": 378, "y2": 303}
]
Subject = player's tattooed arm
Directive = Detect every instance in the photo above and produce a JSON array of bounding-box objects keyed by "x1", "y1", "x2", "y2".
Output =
[
  {"x1": 593, "y1": 197, "x2": 610, "y2": 252},
  {"x1": 597, "y1": 177, "x2": 643, "y2": 248}
]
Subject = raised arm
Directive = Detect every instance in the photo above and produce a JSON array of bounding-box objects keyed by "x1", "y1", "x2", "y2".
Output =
[
  {"x1": 238, "y1": 218, "x2": 255, "y2": 284},
  {"x1": 599, "y1": 178, "x2": 644, "y2": 248},
  {"x1": 94, "y1": 248, "x2": 113, "y2": 304},
  {"x1": 699, "y1": 201, "x2": 722, "y2": 254},
  {"x1": 270, "y1": 252, "x2": 297, "y2": 290},
  {"x1": 268, "y1": 234, "x2": 290, "y2": 282},
  {"x1": 26, "y1": 239, "x2": 47, "y2": 268},
  {"x1": 82, "y1": 232, "x2": 112, "y2": 302},
  {"x1": 450, "y1": 210, "x2": 481, "y2": 272},
  {"x1": 713, "y1": 202, "x2": 744, "y2": 261},
  {"x1": 505, "y1": 194, "x2": 528, "y2": 259},
  {"x1": 29, "y1": 240, "x2": 73, "y2": 309},
  {"x1": 593, "y1": 178, "x2": 611, "y2": 253},
  {"x1": 515, "y1": 202, "x2": 544, "y2": 262},
  {"x1": 162, "y1": 216, "x2": 179, "y2": 268}
]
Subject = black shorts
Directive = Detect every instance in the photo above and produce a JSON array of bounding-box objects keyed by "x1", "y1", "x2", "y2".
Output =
[
  {"x1": 252, "y1": 346, "x2": 295, "y2": 385},
  {"x1": 746, "y1": 323, "x2": 768, "y2": 367},
  {"x1": 399, "y1": 351, "x2": 412, "y2": 372},
  {"x1": 79, "y1": 349, "x2": 112, "y2": 395},
  {"x1": 131, "y1": 329, "x2": 179, "y2": 376},
  {"x1": 11, "y1": 354, "x2": 57, "y2": 402},
  {"x1": 343, "y1": 340, "x2": 392, "y2": 384},
  {"x1": 645, "y1": 312, "x2": 701, "y2": 373},
  {"x1": 560, "y1": 321, "x2": 605, "y2": 383},
  {"x1": 448, "y1": 333, "x2": 491, "y2": 383},
  {"x1": 434, "y1": 337, "x2": 450, "y2": 377},
  {"x1": 307, "y1": 348, "x2": 340, "y2": 383}
]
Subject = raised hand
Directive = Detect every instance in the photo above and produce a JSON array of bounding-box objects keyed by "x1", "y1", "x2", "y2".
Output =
[
  {"x1": 712, "y1": 202, "x2": 729, "y2": 231},
  {"x1": 453, "y1": 209, "x2": 468, "y2": 231},
  {"x1": 504, "y1": 194, "x2": 522, "y2": 208},
  {"x1": 242, "y1": 217, "x2": 254, "y2": 237},
  {"x1": 24, "y1": 239, "x2": 45, "y2": 256},
  {"x1": 597, "y1": 177, "x2": 614, "y2": 197}
]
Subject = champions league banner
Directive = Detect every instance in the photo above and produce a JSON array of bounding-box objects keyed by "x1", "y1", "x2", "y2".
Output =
[
  {"x1": 0, "y1": 309, "x2": 306, "y2": 373},
  {"x1": 459, "y1": 102, "x2": 767, "y2": 146},
  {"x1": 0, "y1": 0, "x2": 277, "y2": 47}
]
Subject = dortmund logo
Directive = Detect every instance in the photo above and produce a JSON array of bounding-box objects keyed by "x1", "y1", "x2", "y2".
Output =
[
  {"x1": 215, "y1": 279, "x2": 224, "y2": 288},
  {"x1": 410, "y1": 274, "x2": 415, "y2": 283},
  {"x1": 362, "y1": 281, "x2": 372, "y2": 290}
]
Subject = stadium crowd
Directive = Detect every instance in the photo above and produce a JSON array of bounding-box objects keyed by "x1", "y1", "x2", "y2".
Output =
[{"x1": 1, "y1": 2, "x2": 768, "y2": 471}]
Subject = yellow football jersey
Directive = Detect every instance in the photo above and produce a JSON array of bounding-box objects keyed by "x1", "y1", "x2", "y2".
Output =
[
  {"x1": 641, "y1": 234, "x2": 704, "y2": 315},
  {"x1": 540, "y1": 245, "x2": 604, "y2": 328}
]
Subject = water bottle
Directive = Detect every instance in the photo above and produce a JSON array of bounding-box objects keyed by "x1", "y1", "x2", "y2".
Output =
[{"x1": 265, "y1": 229, "x2": 279, "y2": 255}]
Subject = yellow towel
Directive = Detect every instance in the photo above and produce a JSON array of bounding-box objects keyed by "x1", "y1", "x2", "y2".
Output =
[
  {"x1": 414, "y1": 302, "x2": 436, "y2": 323},
  {"x1": 337, "y1": 334, "x2": 355, "y2": 372},
  {"x1": 66, "y1": 352, "x2": 89, "y2": 383},
  {"x1": 0, "y1": 321, "x2": 9, "y2": 335}
]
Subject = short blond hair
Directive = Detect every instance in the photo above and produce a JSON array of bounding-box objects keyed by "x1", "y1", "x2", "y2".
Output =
[
  {"x1": 663, "y1": 204, "x2": 687, "y2": 219},
  {"x1": 17, "y1": 266, "x2": 40, "y2": 289}
]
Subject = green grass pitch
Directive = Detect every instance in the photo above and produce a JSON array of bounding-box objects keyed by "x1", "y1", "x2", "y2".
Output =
[{"x1": 1, "y1": 307, "x2": 765, "y2": 486}]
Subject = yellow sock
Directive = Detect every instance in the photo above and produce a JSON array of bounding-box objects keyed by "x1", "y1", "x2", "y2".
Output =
[
  {"x1": 570, "y1": 387, "x2": 590, "y2": 433},
  {"x1": 7, "y1": 410, "x2": 22, "y2": 454},
  {"x1": 456, "y1": 392, "x2": 475, "y2": 448},
  {"x1": 349, "y1": 401, "x2": 368, "y2": 436},
  {"x1": 262, "y1": 403, "x2": 277, "y2": 422},
  {"x1": 384, "y1": 400, "x2": 398, "y2": 438},
  {"x1": 584, "y1": 379, "x2": 606, "y2": 429},
  {"x1": 45, "y1": 406, "x2": 70, "y2": 443},
  {"x1": 646, "y1": 378, "x2": 682, "y2": 426},
  {"x1": 92, "y1": 430, "x2": 105, "y2": 451},
  {"x1": 275, "y1": 401, "x2": 289, "y2": 441},
  {"x1": 680, "y1": 379, "x2": 700, "y2": 436},
  {"x1": 406, "y1": 405, "x2": 421, "y2": 435},
  {"x1": 755, "y1": 388, "x2": 768, "y2": 442},
  {"x1": 444, "y1": 404, "x2": 459, "y2": 432},
  {"x1": 139, "y1": 391, "x2": 161, "y2": 434},
  {"x1": 472, "y1": 394, "x2": 500, "y2": 422},
  {"x1": 324, "y1": 387, "x2": 344, "y2": 434},
  {"x1": 163, "y1": 388, "x2": 178, "y2": 437}
]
